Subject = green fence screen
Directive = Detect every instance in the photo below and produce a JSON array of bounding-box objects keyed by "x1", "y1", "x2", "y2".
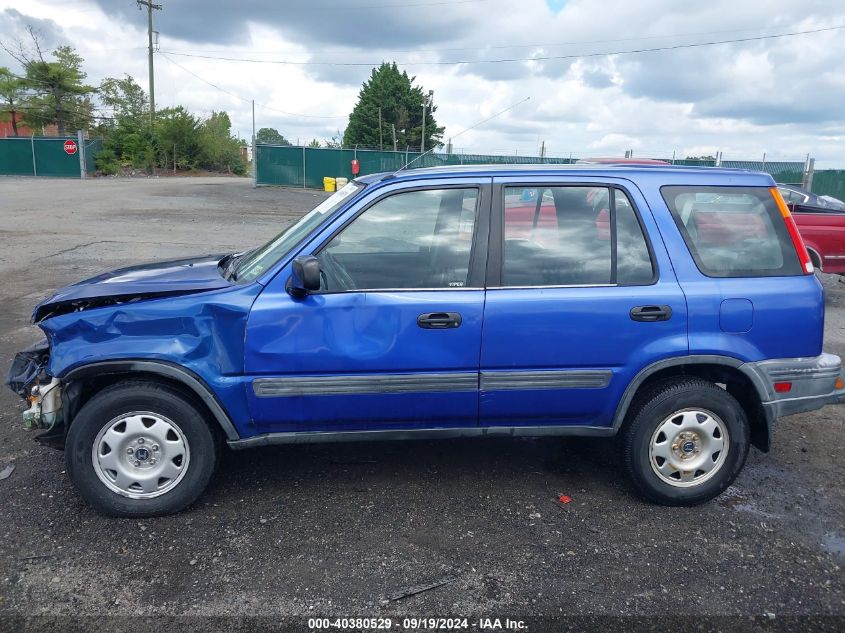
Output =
[
  {"x1": 255, "y1": 145, "x2": 806, "y2": 189},
  {"x1": 810, "y1": 170, "x2": 845, "y2": 200},
  {"x1": 255, "y1": 145, "x2": 578, "y2": 188},
  {"x1": 0, "y1": 137, "x2": 100, "y2": 178}
]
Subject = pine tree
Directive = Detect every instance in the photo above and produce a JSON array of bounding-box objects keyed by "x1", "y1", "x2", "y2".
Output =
[
  {"x1": 21, "y1": 45, "x2": 96, "y2": 135},
  {"x1": 343, "y1": 62, "x2": 443, "y2": 151}
]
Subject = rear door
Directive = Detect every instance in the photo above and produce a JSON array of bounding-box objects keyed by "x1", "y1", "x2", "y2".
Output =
[
  {"x1": 479, "y1": 176, "x2": 688, "y2": 429},
  {"x1": 244, "y1": 177, "x2": 491, "y2": 433}
]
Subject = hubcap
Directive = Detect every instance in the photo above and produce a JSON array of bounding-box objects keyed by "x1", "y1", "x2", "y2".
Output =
[
  {"x1": 92, "y1": 412, "x2": 190, "y2": 499},
  {"x1": 649, "y1": 408, "x2": 729, "y2": 488}
]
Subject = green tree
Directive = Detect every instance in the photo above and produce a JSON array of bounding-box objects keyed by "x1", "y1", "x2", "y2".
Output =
[
  {"x1": 154, "y1": 106, "x2": 201, "y2": 170},
  {"x1": 343, "y1": 62, "x2": 443, "y2": 151},
  {"x1": 196, "y1": 111, "x2": 244, "y2": 174},
  {"x1": 307, "y1": 138, "x2": 321, "y2": 148},
  {"x1": 95, "y1": 74, "x2": 153, "y2": 174},
  {"x1": 14, "y1": 38, "x2": 97, "y2": 135},
  {"x1": 100, "y1": 74, "x2": 148, "y2": 121},
  {"x1": 0, "y1": 67, "x2": 26, "y2": 136},
  {"x1": 256, "y1": 127, "x2": 289, "y2": 145}
]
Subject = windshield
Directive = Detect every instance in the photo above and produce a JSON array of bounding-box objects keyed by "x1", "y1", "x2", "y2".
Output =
[{"x1": 234, "y1": 181, "x2": 364, "y2": 282}]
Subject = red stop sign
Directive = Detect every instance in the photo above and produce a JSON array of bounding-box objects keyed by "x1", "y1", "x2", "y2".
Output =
[{"x1": 64, "y1": 139, "x2": 77, "y2": 155}]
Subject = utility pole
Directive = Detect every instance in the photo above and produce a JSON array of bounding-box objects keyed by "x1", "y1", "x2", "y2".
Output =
[
  {"x1": 378, "y1": 107, "x2": 383, "y2": 151},
  {"x1": 420, "y1": 90, "x2": 433, "y2": 155},
  {"x1": 77, "y1": 130, "x2": 86, "y2": 179},
  {"x1": 420, "y1": 101, "x2": 426, "y2": 155},
  {"x1": 391, "y1": 123, "x2": 397, "y2": 152},
  {"x1": 137, "y1": 1, "x2": 162, "y2": 124}
]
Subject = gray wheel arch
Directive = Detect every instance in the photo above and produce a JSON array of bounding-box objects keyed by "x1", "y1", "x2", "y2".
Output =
[
  {"x1": 612, "y1": 354, "x2": 769, "y2": 430},
  {"x1": 62, "y1": 360, "x2": 240, "y2": 441}
]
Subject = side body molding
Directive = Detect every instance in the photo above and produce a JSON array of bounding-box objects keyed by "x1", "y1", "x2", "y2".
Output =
[{"x1": 63, "y1": 360, "x2": 240, "y2": 441}]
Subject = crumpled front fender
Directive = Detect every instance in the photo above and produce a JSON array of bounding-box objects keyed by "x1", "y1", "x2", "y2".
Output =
[{"x1": 37, "y1": 284, "x2": 263, "y2": 440}]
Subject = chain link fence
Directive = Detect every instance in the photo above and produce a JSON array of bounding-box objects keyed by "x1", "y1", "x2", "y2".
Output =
[
  {"x1": 0, "y1": 136, "x2": 101, "y2": 178},
  {"x1": 255, "y1": 145, "x2": 809, "y2": 189},
  {"x1": 810, "y1": 170, "x2": 845, "y2": 200}
]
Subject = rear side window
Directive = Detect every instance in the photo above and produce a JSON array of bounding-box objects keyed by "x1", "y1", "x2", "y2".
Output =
[
  {"x1": 501, "y1": 186, "x2": 654, "y2": 287},
  {"x1": 661, "y1": 186, "x2": 803, "y2": 277}
]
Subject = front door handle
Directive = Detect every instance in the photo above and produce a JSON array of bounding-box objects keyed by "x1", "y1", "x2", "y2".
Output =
[
  {"x1": 630, "y1": 305, "x2": 672, "y2": 322},
  {"x1": 417, "y1": 312, "x2": 462, "y2": 329}
]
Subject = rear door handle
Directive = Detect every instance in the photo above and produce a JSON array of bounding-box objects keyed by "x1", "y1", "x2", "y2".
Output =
[
  {"x1": 630, "y1": 305, "x2": 672, "y2": 322},
  {"x1": 417, "y1": 312, "x2": 462, "y2": 329}
]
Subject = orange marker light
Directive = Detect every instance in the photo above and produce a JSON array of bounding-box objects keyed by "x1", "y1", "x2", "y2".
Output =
[
  {"x1": 836, "y1": 377, "x2": 844, "y2": 390},
  {"x1": 770, "y1": 187, "x2": 814, "y2": 274}
]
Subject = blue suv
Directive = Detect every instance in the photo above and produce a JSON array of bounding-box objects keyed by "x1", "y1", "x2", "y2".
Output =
[{"x1": 7, "y1": 165, "x2": 845, "y2": 516}]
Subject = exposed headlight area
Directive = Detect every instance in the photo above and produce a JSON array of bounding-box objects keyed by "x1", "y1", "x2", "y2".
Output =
[{"x1": 5, "y1": 338, "x2": 63, "y2": 432}]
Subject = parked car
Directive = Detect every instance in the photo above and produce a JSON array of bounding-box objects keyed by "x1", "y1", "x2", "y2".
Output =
[
  {"x1": 7, "y1": 165, "x2": 845, "y2": 517},
  {"x1": 776, "y1": 185, "x2": 845, "y2": 274},
  {"x1": 576, "y1": 157, "x2": 670, "y2": 165},
  {"x1": 777, "y1": 184, "x2": 845, "y2": 211}
]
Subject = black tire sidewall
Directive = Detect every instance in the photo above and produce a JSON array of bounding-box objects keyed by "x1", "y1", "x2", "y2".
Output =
[
  {"x1": 65, "y1": 382, "x2": 217, "y2": 517},
  {"x1": 625, "y1": 382, "x2": 749, "y2": 505}
]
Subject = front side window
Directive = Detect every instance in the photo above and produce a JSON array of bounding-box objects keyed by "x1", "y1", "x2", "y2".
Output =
[
  {"x1": 236, "y1": 181, "x2": 363, "y2": 282},
  {"x1": 500, "y1": 186, "x2": 654, "y2": 287},
  {"x1": 662, "y1": 186, "x2": 803, "y2": 277},
  {"x1": 317, "y1": 188, "x2": 478, "y2": 291}
]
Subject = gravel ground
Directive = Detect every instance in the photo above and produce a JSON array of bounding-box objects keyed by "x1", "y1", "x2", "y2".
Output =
[{"x1": 0, "y1": 176, "x2": 842, "y2": 630}]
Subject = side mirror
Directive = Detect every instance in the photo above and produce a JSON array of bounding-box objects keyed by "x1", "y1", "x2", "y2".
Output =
[{"x1": 288, "y1": 256, "x2": 321, "y2": 298}]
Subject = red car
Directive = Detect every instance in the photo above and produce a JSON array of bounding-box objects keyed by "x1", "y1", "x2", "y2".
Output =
[{"x1": 790, "y1": 205, "x2": 845, "y2": 275}]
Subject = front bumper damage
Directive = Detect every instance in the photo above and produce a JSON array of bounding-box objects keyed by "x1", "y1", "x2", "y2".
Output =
[{"x1": 4, "y1": 338, "x2": 64, "y2": 445}]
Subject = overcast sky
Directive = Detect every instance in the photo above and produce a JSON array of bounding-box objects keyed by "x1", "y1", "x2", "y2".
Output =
[{"x1": 2, "y1": 0, "x2": 844, "y2": 166}]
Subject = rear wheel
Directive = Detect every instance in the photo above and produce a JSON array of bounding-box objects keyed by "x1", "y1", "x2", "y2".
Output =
[
  {"x1": 65, "y1": 380, "x2": 218, "y2": 517},
  {"x1": 621, "y1": 378, "x2": 749, "y2": 505}
]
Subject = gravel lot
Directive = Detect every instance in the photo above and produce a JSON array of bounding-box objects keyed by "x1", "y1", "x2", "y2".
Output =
[{"x1": 0, "y1": 176, "x2": 842, "y2": 630}]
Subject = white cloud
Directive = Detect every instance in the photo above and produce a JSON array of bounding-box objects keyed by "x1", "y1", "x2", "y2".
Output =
[{"x1": 2, "y1": 0, "x2": 844, "y2": 166}]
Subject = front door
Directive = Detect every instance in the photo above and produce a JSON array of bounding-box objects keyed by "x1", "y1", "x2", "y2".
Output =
[
  {"x1": 244, "y1": 179, "x2": 490, "y2": 433},
  {"x1": 479, "y1": 176, "x2": 688, "y2": 429}
]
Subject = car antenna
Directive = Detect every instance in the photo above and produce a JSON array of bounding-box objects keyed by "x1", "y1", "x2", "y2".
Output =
[{"x1": 383, "y1": 96, "x2": 531, "y2": 179}]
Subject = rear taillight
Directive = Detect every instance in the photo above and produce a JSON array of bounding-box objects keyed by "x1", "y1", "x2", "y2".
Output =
[{"x1": 770, "y1": 187, "x2": 814, "y2": 274}]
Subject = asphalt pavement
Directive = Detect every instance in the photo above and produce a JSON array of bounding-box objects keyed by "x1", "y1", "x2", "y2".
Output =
[{"x1": 0, "y1": 176, "x2": 842, "y2": 631}]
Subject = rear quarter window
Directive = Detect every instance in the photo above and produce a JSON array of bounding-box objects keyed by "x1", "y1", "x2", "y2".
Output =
[{"x1": 661, "y1": 186, "x2": 803, "y2": 277}]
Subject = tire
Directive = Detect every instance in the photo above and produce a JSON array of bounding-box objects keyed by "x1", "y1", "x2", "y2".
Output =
[
  {"x1": 65, "y1": 380, "x2": 219, "y2": 517},
  {"x1": 621, "y1": 377, "x2": 749, "y2": 506}
]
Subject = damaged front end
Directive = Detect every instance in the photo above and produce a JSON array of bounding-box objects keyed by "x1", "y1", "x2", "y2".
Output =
[{"x1": 5, "y1": 339, "x2": 64, "y2": 445}]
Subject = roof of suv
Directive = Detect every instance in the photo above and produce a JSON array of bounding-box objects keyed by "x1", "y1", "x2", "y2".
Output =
[{"x1": 356, "y1": 163, "x2": 776, "y2": 186}]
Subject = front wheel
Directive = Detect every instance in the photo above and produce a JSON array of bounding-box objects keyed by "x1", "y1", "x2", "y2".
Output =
[
  {"x1": 621, "y1": 378, "x2": 750, "y2": 506},
  {"x1": 65, "y1": 380, "x2": 219, "y2": 517}
]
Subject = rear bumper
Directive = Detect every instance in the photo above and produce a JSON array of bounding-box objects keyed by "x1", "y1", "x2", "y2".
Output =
[{"x1": 743, "y1": 353, "x2": 845, "y2": 422}]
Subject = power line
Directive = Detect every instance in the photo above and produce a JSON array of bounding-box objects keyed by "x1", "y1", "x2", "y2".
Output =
[
  {"x1": 159, "y1": 53, "x2": 346, "y2": 119},
  {"x1": 159, "y1": 24, "x2": 845, "y2": 67},
  {"x1": 215, "y1": 0, "x2": 493, "y2": 9},
  {"x1": 159, "y1": 23, "x2": 808, "y2": 58}
]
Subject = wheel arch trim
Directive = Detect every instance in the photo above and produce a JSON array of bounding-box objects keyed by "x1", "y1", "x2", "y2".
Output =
[
  {"x1": 612, "y1": 354, "x2": 768, "y2": 430},
  {"x1": 62, "y1": 360, "x2": 240, "y2": 441}
]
